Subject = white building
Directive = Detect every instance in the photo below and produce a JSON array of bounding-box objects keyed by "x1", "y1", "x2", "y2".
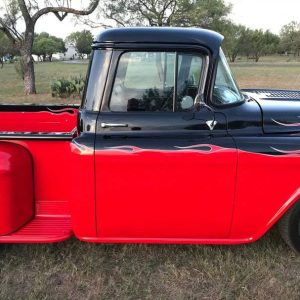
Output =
[{"x1": 53, "y1": 44, "x2": 79, "y2": 61}]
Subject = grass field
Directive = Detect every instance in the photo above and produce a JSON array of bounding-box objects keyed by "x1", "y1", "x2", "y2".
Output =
[
  {"x1": 232, "y1": 61, "x2": 300, "y2": 90},
  {"x1": 1, "y1": 231, "x2": 300, "y2": 299},
  {"x1": 0, "y1": 57, "x2": 300, "y2": 299},
  {"x1": 0, "y1": 61, "x2": 88, "y2": 104}
]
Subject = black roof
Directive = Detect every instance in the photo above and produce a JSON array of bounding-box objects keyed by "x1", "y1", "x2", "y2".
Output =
[{"x1": 94, "y1": 27, "x2": 223, "y2": 53}]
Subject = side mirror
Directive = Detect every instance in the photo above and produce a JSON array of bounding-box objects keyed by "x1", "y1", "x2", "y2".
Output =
[
  {"x1": 193, "y1": 93, "x2": 217, "y2": 130},
  {"x1": 194, "y1": 93, "x2": 206, "y2": 111},
  {"x1": 181, "y1": 96, "x2": 194, "y2": 110},
  {"x1": 194, "y1": 93, "x2": 215, "y2": 116}
]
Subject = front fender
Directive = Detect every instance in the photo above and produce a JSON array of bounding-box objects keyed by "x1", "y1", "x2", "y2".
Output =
[{"x1": 231, "y1": 135, "x2": 300, "y2": 241}]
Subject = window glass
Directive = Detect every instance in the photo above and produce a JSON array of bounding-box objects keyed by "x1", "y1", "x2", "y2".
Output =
[
  {"x1": 84, "y1": 50, "x2": 111, "y2": 111},
  {"x1": 177, "y1": 54, "x2": 203, "y2": 111},
  {"x1": 212, "y1": 49, "x2": 243, "y2": 105},
  {"x1": 110, "y1": 51, "x2": 203, "y2": 112}
]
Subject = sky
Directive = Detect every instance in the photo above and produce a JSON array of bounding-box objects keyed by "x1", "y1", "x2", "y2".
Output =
[
  {"x1": 228, "y1": 0, "x2": 300, "y2": 33},
  {"x1": 5, "y1": 0, "x2": 300, "y2": 39}
]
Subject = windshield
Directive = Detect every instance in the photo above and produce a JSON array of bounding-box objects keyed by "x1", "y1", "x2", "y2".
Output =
[{"x1": 212, "y1": 49, "x2": 243, "y2": 105}]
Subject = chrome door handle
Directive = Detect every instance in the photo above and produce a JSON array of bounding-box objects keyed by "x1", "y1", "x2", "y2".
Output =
[{"x1": 101, "y1": 122, "x2": 128, "y2": 128}]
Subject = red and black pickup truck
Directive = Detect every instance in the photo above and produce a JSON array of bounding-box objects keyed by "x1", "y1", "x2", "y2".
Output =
[{"x1": 1, "y1": 27, "x2": 300, "y2": 252}]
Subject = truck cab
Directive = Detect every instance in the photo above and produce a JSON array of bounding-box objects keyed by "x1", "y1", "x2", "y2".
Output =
[{"x1": 1, "y1": 27, "x2": 300, "y2": 252}]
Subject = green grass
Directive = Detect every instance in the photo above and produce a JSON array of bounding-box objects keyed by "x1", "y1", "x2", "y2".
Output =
[
  {"x1": 0, "y1": 61, "x2": 88, "y2": 104},
  {"x1": 1, "y1": 57, "x2": 300, "y2": 299},
  {"x1": 231, "y1": 62, "x2": 300, "y2": 90},
  {"x1": 1, "y1": 230, "x2": 300, "y2": 299}
]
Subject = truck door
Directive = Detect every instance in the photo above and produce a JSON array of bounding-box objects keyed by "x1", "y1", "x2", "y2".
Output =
[{"x1": 95, "y1": 50, "x2": 237, "y2": 240}]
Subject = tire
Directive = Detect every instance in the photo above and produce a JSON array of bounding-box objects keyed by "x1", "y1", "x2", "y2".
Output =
[{"x1": 278, "y1": 200, "x2": 300, "y2": 253}]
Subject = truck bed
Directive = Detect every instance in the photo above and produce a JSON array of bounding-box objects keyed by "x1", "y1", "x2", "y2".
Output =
[
  {"x1": 0, "y1": 104, "x2": 78, "y2": 137},
  {"x1": 0, "y1": 104, "x2": 79, "y2": 243}
]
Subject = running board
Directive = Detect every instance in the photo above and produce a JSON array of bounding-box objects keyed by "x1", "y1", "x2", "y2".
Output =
[{"x1": 0, "y1": 216, "x2": 72, "y2": 243}]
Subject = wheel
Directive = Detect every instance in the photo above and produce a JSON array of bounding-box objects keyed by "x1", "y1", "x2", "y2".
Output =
[{"x1": 278, "y1": 200, "x2": 300, "y2": 253}]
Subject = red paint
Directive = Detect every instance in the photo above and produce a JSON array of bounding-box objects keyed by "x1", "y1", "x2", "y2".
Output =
[
  {"x1": 0, "y1": 109, "x2": 77, "y2": 133},
  {"x1": 0, "y1": 109, "x2": 79, "y2": 242},
  {"x1": 86, "y1": 146, "x2": 300, "y2": 244},
  {"x1": 95, "y1": 146, "x2": 238, "y2": 239},
  {"x1": 0, "y1": 142, "x2": 34, "y2": 235},
  {"x1": 0, "y1": 139, "x2": 96, "y2": 243},
  {"x1": 230, "y1": 150, "x2": 300, "y2": 241},
  {"x1": 0, "y1": 140, "x2": 75, "y2": 243},
  {"x1": 69, "y1": 141, "x2": 96, "y2": 238},
  {"x1": 0, "y1": 216, "x2": 72, "y2": 243}
]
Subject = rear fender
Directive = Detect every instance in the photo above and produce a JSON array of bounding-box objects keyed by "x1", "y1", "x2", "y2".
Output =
[{"x1": 0, "y1": 142, "x2": 34, "y2": 235}]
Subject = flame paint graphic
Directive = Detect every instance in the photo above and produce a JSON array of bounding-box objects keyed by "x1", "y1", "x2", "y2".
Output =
[
  {"x1": 104, "y1": 146, "x2": 144, "y2": 152},
  {"x1": 47, "y1": 107, "x2": 77, "y2": 115},
  {"x1": 270, "y1": 146, "x2": 300, "y2": 155},
  {"x1": 104, "y1": 144, "x2": 227, "y2": 154},
  {"x1": 71, "y1": 140, "x2": 94, "y2": 155},
  {"x1": 174, "y1": 144, "x2": 226, "y2": 153},
  {"x1": 272, "y1": 118, "x2": 300, "y2": 127}
]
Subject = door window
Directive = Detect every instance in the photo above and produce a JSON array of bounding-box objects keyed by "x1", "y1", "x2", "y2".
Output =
[
  {"x1": 110, "y1": 51, "x2": 204, "y2": 112},
  {"x1": 177, "y1": 54, "x2": 203, "y2": 111}
]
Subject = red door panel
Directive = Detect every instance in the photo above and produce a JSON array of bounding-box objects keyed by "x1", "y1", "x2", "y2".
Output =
[{"x1": 95, "y1": 141, "x2": 237, "y2": 239}]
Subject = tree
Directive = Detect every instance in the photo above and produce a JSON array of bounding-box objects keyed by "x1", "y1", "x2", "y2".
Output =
[
  {"x1": 220, "y1": 22, "x2": 246, "y2": 62},
  {"x1": 33, "y1": 32, "x2": 66, "y2": 62},
  {"x1": 86, "y1": 0, "x2": 231, "y2": 29},
  {"x1": 66, "y1": 30, "x2": 93, "y2": 58},
  {"x1": 262, "y1": 30, "x2": 280, "y2": 56},
  {"x1": 172, "y1": 0, "x2": 232, "y2": 29},
  {"x1": 93, "y1": 0, "x2": 177, "y2": 27},
  {"x1": 235, "y1": 29, "x2": 279, "y2": 62},
  {"x1": 0, "y1": 30, "x2": 19, "y2": 67},
  {"x1": 280, "y1": 21, "x2": 300, "y2": 56},
  {"x1": 0, "y1": 0, "x2": 99, "y2": 95}
]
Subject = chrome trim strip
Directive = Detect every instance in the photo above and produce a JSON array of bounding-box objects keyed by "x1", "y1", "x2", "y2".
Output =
[
  {"x1": 200, "y1": 55, "x2": 209, "y2": 95},
  {"x1": 0, "y1": 129, "x2": 76, "y2": 140}
]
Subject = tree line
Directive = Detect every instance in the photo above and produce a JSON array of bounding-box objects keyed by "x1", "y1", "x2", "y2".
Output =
[
  {"x1": 0, "y1": 29, "x2": 94, "y2": 64},
  {"x1": 1, "y1": 0, "x2": 300, "y2": 95},
  {"x1": 94, "y1": 0, "x2": 300, "y2": 62},
  {"x1": 33, "y1": 30, "x2": 93, "y2": 62},
  {"x1": 221, "y1": 21, "x2": 300, "y2": 62}
]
